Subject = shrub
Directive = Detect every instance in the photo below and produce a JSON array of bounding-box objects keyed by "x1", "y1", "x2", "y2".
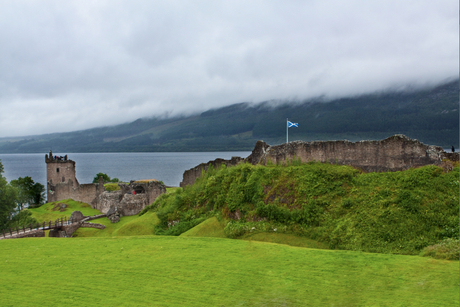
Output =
[
  {"x1": 420, "y1": 238, "x2": 459, "y2": 260},
  {"x1": 104, "y1": 183, "x2": 120, "y2": 192}
]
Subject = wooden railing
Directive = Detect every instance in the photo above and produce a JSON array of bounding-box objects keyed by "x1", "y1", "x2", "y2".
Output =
[{"x1": 1, "y1": 217, "x2": 74, "y2": 239}]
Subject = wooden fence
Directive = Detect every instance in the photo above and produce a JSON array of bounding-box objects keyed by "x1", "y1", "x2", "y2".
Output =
[{"x1": 1, "y1": 217, "x2": 75, "y2": 239}]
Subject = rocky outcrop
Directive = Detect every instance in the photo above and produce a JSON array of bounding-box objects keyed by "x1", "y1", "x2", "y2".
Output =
[
  {"x1": 70, "y1": 211, "x2": 85, "y2": 223},
  {"x1": 107, "y1": 205, "x2": 123, "y2": 223},
  {"x1": 80, "y1": 222, "x2": 106, "y2": 229}
]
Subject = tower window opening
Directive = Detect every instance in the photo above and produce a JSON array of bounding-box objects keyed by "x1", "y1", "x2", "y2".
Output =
[
  {"x1": 56, "y1": 168, "x2": 59, "y2": 173},
  {"x1": 134, "y1": 187, "x2": 145, "y2": 194}
]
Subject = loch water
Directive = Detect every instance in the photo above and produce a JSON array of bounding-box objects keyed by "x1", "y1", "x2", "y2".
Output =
[{"x1": 0, "y1": 152, "x2": 251, "y2": 187}]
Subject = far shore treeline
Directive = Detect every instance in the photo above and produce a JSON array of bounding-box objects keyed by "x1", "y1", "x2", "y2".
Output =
[{"x1": 0, "y1": 79, "x2": 458, "y2": 153}]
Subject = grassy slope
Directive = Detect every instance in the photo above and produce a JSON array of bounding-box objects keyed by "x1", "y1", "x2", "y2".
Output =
[
  {"x1": 181, "y1": 216, "x2": 330, "y2": 250},
  {"x1": 180, "y1": 216, "x2": 226, "y2": 238},
  {"x1": 28, "y1": 199, "x2": 101, "y2": 223},
  {"x1": 240, "y1": 232, "x2": 329, "y2": 250},
  {"x1": 0, "y1": 236, "x2": 458, "y2": 307},
  {"x1": 73, "y1": 211, "x2": 159, "y2": 237},
  {"x1": 148, "y1": 162, "x2": 459, "y2": 256},
  {"x1": 31, "y1": 197, "x2": 331, "y2": 251}
]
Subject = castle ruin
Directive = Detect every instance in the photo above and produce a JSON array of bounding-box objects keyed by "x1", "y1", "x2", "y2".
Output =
[
  {"x1": 46, "y1": 151, "x2": 166, "y2": 216},
  {"x1": 180, "y1": 135, "x2": 459, "y2": 187}
]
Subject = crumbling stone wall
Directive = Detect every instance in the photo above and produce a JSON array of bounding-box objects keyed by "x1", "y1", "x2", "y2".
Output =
[
  {"x1": 46, "y1": 153, "x2": 166, "y2": 217},
  {"x1": 250, "y1": 135, "x2": 450, "y2": 172},
  {"x1": 118, "y1": 194, "x2": 149, "y2": 216},
  {"x1": 47, "y1": 180, "x2": 105, "y2": 204},
  {"x1": 180, "y1": 135, "x2": 459, "y2": 186},
  {"x1": 95, "y1": 191, "x2": 124, "y2": 214},
  {"x1": 251, "y1": 135, "x2": 458, "y2": 172},
  {"x1": 94, "y1": 181, "x2": 166, "y2": 215},
  {"x1": 180, "y1": 156, "x2": 244, "y2": 187}
]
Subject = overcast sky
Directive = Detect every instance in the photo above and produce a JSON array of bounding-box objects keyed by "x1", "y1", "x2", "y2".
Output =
[{"x1": 0, "y1": 0, "x2": 458, "y2": 138}]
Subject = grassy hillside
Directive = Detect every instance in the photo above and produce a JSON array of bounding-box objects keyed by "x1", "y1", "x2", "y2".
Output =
[
  {"x1": 27, "y1": 199, "x2": 159, "y2": 237},
  {"x1": 143, "y1": 162, "x2": 459, "y2": 257},
  {"x1": 0, "y1": 79, "x2": 458, "y2": 153},
  {"x1": 5, "y1": 165, "x2": 457, "y2": 306},
  {"x1": 28, "y1": 199, "x2": 101, "y2": 222},
  {"x1": 0, "y1": 236, "x2": 458, "y2": 306},
  {"x1": 72, "y1": 211, "x2": 159, "y2": 237}
]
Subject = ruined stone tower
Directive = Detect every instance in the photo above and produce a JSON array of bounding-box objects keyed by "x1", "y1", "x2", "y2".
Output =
[
  {"x1": 44, "y1": 151, "x2": 166, "y2": 214},
  {"x1": 45, "y1": 150, "x2": 79, "y2": 201}
]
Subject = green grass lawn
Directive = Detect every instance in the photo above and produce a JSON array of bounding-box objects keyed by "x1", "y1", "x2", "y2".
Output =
[
  {"x1": 28, "y1": 199, "x2": 101, "y2": 223},
  {"x1": 0, "y1": 236, "x2": 457, "y2": 306}
]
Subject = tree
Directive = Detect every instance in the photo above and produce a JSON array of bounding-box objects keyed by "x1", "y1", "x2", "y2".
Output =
[
  {"x1": 10, "y1": 176, "x2": 45, "y2": 209},
  {"x1": 0, "y1": 161, "x2": 18, "y2": 230},
  {"x1": 30, "y1": 182, "x2": 45, "y2": 207},
  {"x1": 10, "y1": 176, "x2": 34, "y2": 211},
  {"x1": 92, "y1": 173, "x2": 119, "y2": 183},
  {"x1": 8, "y1": 210, "x2": 37, "y2": 229}
]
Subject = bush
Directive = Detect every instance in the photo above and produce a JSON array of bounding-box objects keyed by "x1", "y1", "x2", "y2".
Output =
[
  {"x1": 420, "y1": 238, "x2": 459, "y2": 260},
  {"x1": 104, "y1": 183, "x2": 120, "y2": 192}
]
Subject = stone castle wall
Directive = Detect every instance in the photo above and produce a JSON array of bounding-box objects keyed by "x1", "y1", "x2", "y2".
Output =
[
  {"x1": 95, "y1": 181, "x2": 166, "y2": 215},
  {"x1": 46, "y1": 152, "x2": 78, "y2": 188},
  {"x1": 249, "y1": 135, "x2": 448, "y2": 172},
  {"x1": 180, "y1": 156, "x2": 244, "y2": 187},
  {"x1": 180, "y1": 135, "x2": 459, "y2": 187},
  {"x1": 46, "y1": 153, "x2": 166, "y2": 216},
  {"x1": 47, "y1": 180, "x2": 104, "y2": 205}
]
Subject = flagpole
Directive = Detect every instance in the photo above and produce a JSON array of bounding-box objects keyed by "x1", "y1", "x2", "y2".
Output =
[{"x1": 286, "y1": 118, "x2": 288, "y2": 144}]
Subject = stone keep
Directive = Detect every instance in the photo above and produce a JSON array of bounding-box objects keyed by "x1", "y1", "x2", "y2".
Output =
[{"x1": 46, "y1": 151, "x2": 78, "y2": 188}]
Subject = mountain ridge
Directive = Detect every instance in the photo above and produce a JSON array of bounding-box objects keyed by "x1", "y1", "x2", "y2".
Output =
[{"x1": 1, "y1": 79, "x2": 458, "y2": 153}]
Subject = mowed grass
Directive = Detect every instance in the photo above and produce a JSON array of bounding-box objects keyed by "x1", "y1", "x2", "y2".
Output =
[{"x1": 0, "y1": 236, "x2": 457, "y2": 307}]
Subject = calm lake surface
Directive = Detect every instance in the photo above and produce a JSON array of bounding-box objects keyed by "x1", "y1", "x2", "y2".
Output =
[{"x1": 0, "y1": 152, "x2": 251, "y2": 187}]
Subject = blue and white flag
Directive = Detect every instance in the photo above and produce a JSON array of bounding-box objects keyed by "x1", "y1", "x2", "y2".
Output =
[{"x1": 288, "y1": 121, "x2": 298, "y2": 128}]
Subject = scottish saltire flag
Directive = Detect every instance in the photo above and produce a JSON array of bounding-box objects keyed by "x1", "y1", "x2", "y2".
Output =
[{"x1": 288, "y1": 121, "x2": 298, "y2": 128}]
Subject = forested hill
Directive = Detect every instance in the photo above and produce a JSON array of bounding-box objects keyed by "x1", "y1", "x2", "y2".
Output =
[{"x1": 1, "y1": 79, "x2": 458, "y2": 153}]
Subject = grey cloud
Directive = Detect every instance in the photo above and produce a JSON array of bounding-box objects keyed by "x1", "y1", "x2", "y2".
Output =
[{"x1": 0, "y1": 0, "x2": 457, "y2": 137}]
